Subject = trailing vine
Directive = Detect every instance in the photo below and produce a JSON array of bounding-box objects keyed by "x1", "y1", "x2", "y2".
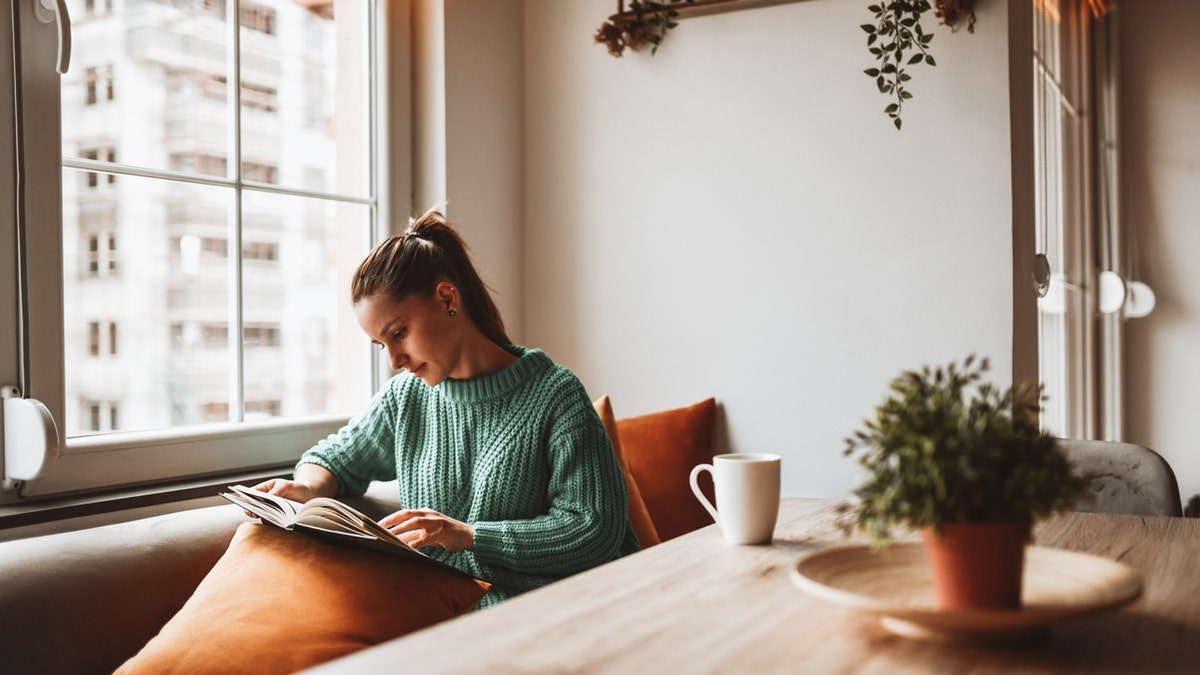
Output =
[{"x1": 862, "y1": 0, "x2": 976, "y2": 130}]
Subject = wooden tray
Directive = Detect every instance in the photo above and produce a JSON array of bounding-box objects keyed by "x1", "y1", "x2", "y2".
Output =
[{"x1": 790, "y1": 543, "x2": 1143, "y2": 642}]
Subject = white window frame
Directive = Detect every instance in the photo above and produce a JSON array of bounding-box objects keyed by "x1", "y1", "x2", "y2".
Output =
[{"x1": 1, "y1": 0, "x2": 411, "y2": 506}]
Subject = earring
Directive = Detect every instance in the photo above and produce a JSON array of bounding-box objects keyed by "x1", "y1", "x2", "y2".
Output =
[{"x1": 449, "y1": 309, "x2": 457, "y2": 317}]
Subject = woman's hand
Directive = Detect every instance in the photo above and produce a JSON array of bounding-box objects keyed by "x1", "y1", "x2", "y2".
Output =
[
  {"x1": 251, "y1": 478, "x2": 325, "y2": 503},
  {"x1": 379, "y1": 509, "x2": 475, "y2": 552},
  {"x1": 251, "y1": 464, "x2": 340, "y2": 504}
]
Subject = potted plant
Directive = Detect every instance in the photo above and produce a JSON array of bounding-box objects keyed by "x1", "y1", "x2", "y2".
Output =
[{"x1": 840, "y1": 356, "x2": 1090, "y2": 610}]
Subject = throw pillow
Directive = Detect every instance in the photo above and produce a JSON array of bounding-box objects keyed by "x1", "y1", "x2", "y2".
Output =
[
  {"x1": 593, "y1": 395, "x2": 661, "y2": 548},
  {"x1": 115, "y1": 522, "x2": 490, "y2": 675},
  {"x1": 617, "y1": 398, "x2": 718, "y2": 541}
]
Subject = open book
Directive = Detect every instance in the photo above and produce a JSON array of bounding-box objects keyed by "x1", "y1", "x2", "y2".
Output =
[{"x1": 219, "y1": 485, "x2": 477, "y2": 580}]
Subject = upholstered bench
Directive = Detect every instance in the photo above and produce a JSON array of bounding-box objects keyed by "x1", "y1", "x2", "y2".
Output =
[{"x1": 0, "y1": 397, "x2": 717, "y2": 674}]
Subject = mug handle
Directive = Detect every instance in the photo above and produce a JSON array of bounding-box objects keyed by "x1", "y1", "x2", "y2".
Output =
[{"x1": 689, "y1": 463, "x2": 719, "y2": 524}]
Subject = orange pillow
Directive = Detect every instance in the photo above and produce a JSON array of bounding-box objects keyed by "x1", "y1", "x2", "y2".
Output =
[
  {"x1": 617, "y1": 398, "x2": 718, "y2": 541},
  {"x1": 115, "y1": 522, "x2": 490, "y2": 675},
  {"x1": 594, "y1": 396, "x2": 661, "y2": 548}
]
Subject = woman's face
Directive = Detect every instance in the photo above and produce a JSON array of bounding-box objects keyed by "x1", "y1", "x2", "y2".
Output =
[{"x1": 354, "y1": 285, "x2": 461, "y2": 385}]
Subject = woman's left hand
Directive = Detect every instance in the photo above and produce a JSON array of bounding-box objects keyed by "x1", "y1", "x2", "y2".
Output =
[{"x1": 379, "y1": 508, "x2": 475, "y2": 551}]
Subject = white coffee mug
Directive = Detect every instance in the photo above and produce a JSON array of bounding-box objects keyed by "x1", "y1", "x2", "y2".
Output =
[{"x1": 689, "y1": 453, "x2": 781, "y2": 545}]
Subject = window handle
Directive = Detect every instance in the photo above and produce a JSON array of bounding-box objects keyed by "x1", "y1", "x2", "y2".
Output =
[
  {"x1": 2, "y1": 386, "x2": 60, "y2": 483},
  {"x1": 34, "y1": 0, "x2": 71, "y2": 75}
]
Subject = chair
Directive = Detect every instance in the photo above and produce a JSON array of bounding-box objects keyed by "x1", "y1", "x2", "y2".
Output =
[{"x1": 1057, "y1": 438, "x2": 1183, "y2": 517}]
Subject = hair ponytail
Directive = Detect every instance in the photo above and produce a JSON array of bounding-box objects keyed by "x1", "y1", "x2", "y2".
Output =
[{"x1": 351, "y1": 206, "x2": 511, "y2": 347}]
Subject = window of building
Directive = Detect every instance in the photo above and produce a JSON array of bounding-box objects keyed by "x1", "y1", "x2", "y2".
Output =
[
  {"x1": 2, "y1": 0, "x2": 393, "y2": 500},
  {"x1": 83, "y1": 0, "x2": 112, "y2": 18},
  {"x1": 169, "y1": 152, "x2": 228, "y2": 179},
  {"x1": 245, "y1": 323, "x2": 281, "y2": 348},
  {"x1": 80, "y1": 146, "x2": 116, "y2": 189},
  {"x1": 243, "y1": 241, "x2": 279, "y2": 262},
  {"x1": 86, "y1": 320, "x2": 117, "y2": 356},
  {"x1": 82, "y1": 400, "x2": 120, "y2": 432},
  {"x1": 84, "y1": 64, "x2": 114, "y2": 105},
  {"x1": 242, "y1": 160, "x2": 278, "y2": 184},
  {"x1": 83, "y1": 231, "x2": 117, "y2": 277},
  {"x1": 241, "y1": 3, "x2": 277, "y2": 36},
  {"x1": 167, "y1": 70, "x2": 277, "y2": 113}
]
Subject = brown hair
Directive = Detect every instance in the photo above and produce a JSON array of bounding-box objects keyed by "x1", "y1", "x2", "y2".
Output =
[{"x1": 351, "y1": 207, "x2": 511, "y2": 347}]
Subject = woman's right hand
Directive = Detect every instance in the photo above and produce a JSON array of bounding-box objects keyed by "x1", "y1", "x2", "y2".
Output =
[
  {"x1": 250, "y1": 464, "x2": 340, "y2": 504},
  {"x1": 251, "y1": 478, "x2": 324, "y2": 503}
]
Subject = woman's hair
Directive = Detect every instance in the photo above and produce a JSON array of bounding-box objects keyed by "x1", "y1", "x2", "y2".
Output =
[{"x1": 351, "y1": 206, "x2": 511, "y2": 347}]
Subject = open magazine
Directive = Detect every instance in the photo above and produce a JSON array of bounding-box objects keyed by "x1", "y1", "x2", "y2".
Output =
[{"x1": 219, "y1": 484, "x2": 477, "y2": 580}]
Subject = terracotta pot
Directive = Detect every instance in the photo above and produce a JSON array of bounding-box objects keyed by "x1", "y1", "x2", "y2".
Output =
[{"x1": 920, "y1": 522, "x2": 1028, "y2": 610}]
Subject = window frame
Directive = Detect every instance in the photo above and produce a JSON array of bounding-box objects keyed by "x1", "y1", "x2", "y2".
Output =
[{"x1": 0, "y1": 0, "x2": 409, "y2": 507}]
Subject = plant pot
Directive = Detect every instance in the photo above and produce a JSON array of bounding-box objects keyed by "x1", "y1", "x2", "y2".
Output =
[{"x1": 920, "y1": 522, "x2": 1028, "y2": 610}]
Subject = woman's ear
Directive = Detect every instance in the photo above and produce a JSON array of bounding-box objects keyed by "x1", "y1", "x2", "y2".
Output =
[{"x1": 434, "y1": 281, "x2": 459, "y2": 315}]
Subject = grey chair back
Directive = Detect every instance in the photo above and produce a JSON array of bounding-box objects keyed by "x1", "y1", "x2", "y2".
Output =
[{"x1": 1057, "y1": 438, "x2": 1183, "y2": 517}]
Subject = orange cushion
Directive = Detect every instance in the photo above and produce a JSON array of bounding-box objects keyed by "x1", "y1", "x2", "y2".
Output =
[
  {"x1": 115, "y1": 522, "x2": 490, "y2": 675},
  {"x1": 617, "y1": 398, "x2": 717, "y2": 541},
  {"x1": 594, "y1": 396, "x2": 661, "y2": 548}
]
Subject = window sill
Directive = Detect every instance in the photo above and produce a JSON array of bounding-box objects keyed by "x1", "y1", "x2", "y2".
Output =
[{"x1": 0, "y1": 467, "x2": 290, "y2": 540}]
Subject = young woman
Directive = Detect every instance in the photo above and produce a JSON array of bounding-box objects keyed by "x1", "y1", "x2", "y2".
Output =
[{"x1": 255, "y1": 207, "x2": 638, "y2": 608}]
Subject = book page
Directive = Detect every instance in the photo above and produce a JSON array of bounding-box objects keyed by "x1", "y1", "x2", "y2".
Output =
[
  {"x1": 299, "y1": 497, "x2": 418, "y2": 551},
  {"x1": 221, "y1": 485, "x2": 302, "y2": 528}
]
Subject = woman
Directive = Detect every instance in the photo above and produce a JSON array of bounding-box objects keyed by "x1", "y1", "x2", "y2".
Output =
[{"x1": 255, "y1": 207, "x2": 639, "y2": 608}]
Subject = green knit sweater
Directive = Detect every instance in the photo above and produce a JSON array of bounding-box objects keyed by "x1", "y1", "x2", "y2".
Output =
[{"x1": 297, "y1": 346, "x2": 640, "y2": 608}]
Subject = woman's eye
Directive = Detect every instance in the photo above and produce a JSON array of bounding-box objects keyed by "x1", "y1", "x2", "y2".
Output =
[{"x1": 393, "y1": 328, "x2": 407, "y2": 341}]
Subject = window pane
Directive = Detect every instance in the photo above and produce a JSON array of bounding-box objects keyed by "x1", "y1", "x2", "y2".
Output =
[
  {"x1": 241, "y1": 0, "x2": 369, "y2": 196},
  {"x1": 62, "y1": 171, "x2": 235, "y2": 437},
  {"x1": 63, "y1": 0, "x2": 231, "y2": 177},
  {"x1": 55, "y1": 0, "x2": 376, "y2": 450},
  {"x1": 241, "y1": 191, "x2": 371, "y2": 419}
]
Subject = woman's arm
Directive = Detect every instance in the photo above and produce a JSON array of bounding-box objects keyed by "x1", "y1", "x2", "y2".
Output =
[{"x1": 471, "y1": 412, "x2": 636, "y2": 576}]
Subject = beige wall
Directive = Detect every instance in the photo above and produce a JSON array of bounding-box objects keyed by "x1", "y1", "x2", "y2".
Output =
[
  {"x1": 416, "y1": 0, "x2": 526, "y2": 340},
  {"x1": 1122, "y1": 1, "x2": 1200, "y2": 503},
  {"x1": 521, "y1": 0, "x2": 1014, "y2": 498}
]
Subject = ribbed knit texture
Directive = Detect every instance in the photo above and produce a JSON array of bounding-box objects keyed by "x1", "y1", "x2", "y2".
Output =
[{"x1": 297, "y1": 346, "x2": 640, "y2": 608}]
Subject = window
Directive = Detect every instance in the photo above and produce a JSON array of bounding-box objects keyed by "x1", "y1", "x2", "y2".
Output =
[
  {"x1": 84, "y1": 0, "x2": 113, "y2": 18},
  {"x1": 84, "y1": 64, "x2": 113, "y2": 105},
  {"x1": 80, "y1": 146, "x2": 116, "y2": 189},
  {"x1": 82, "y1": 400, "x2": 119, "y2": 432},
  {"x1": 2, "y1": 0, "x2": 398, "y2": 500},
  {"x1": 165, "y1": 70, "x2": 277, "y2": 112},
  {"x1": 87, "y1": 320, "x2": 117, "y2": 356}
]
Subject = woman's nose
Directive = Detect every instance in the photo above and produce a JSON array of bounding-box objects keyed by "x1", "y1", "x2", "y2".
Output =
[{"x1": 386, "y1": 346, "x2": 405, "y2": 371}]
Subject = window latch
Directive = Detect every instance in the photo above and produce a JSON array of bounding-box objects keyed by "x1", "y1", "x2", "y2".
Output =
[
  {"x1": 2, "y1": 386, "x2": 60, "y2": 487},
  {"x1": 33, "y1": 0, "x2": 72, "y2": 75}
]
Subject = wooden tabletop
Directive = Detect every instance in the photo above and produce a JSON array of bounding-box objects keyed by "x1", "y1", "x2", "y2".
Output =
[{"x1": 307, "y1": 498, "x2": 1200, "y2": 674}]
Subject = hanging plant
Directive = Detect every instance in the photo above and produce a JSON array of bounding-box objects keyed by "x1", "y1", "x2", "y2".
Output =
[
  {"x1": 595, "y1": 0, "x2": 696, "y2": 57},
  {"x1": 862, "y1": 0, "x2": 977, "y2": 130}
]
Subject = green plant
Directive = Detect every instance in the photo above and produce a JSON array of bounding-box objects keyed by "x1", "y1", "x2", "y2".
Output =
[
  {"x1": 861, "y1": 0, "x2": 976, "y2": 130},
  {"x1": 841, "y1": 356, "x2": 1090, "y2": 548},
  {"x1": 862, "y1": 1, "x2": 937, "y2": 130},
  {"x1": 595, "y1": 0, "x2": 696, "y2": 58}
]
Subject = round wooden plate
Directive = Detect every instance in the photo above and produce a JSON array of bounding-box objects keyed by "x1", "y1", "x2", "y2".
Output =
[{"x1": 790, "y1": 543, "x2": 1143, "y2": 642}]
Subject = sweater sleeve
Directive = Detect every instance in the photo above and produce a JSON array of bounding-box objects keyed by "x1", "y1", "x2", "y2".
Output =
[
  {"x1": 471, "y1": 394, "x2": 636, "y2": 576},
  {"x1": 296, "y1": 379, "x2": 401, "y2": 497}
]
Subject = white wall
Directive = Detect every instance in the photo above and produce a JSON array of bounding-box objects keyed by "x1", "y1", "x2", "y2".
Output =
[
  {"x1": 416, "y1": 0, "x2": 526, "y2": 340},
  {"x1": 1122, "y1": 1, "x2": 1200, "y2": 504},
  {"x1": 522, "y1": 0, "x2": 1014, "y2": 498}
]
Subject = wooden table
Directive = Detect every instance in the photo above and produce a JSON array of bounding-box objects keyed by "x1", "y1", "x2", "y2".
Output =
[{"x1": 308, "y1": 498, "x2": 1200, "y2": 674}]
